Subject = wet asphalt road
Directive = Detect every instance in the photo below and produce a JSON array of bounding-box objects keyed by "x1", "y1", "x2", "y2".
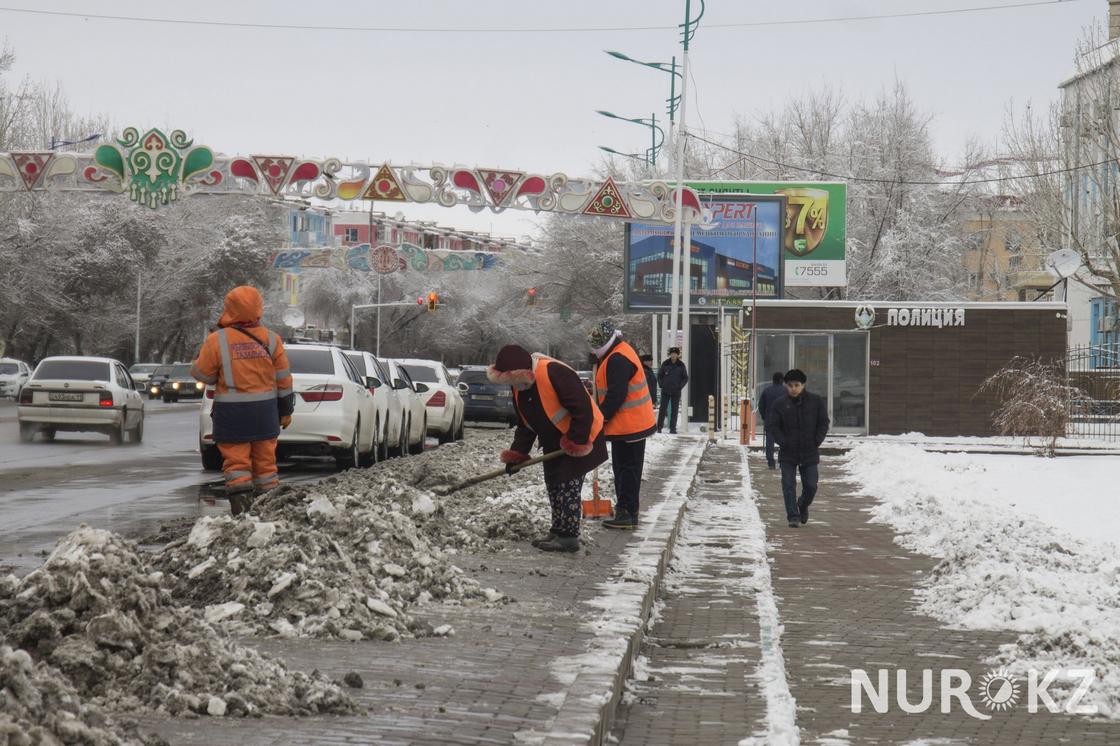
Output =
[{"x1": 0, "y1": 398, "x2": 335, "y2": 573}]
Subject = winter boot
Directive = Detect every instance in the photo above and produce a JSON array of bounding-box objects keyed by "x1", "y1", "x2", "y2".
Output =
[
  {"x1": 787, "y1": 519, "x2": 800, "y2": 528},
  {"x1": 537, "y1": 535, "x2": 580, "y2": 553},
  {"x1": 531, "y1": 532, "x2": 557, "y2": 548},
  {"x1": 603, "y1": 509, "x2": 638, "y2": 530},
  {"x1": 797, "y1": 499, "x2": 809, "y2": 525}
]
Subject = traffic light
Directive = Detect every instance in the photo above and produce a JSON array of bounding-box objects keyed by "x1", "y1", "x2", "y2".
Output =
[
  {"x1": 527, "y1": 287, "x2": 537, "y2": 306},
  {"x1": 426, "y1": 291, "x2": 439, "y2": 312}
]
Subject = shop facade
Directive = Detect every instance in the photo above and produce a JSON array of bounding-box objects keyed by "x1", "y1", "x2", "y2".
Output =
[{"x1": 684, "y1": 300, "x2": 1067, "y2": 437}]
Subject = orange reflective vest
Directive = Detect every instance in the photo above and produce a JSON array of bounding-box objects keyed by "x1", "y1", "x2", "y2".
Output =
[
  {"x1": 595, "y1": 341, "x2": 656, "y2": 437},
  {"x1": 192, "y1": 326, "x2": 292, "y2": 404},
  {"x1": 516, "y1": 354, "x2": 604, "y2": 441}
]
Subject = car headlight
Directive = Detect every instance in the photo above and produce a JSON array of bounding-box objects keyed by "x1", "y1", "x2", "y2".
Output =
[
  {"x1": 172, "y1": 381, "x2": 181, "y2": 390},
  {"x1": 150, "y1": 386, "x2": 159, "y2": 394},
  {"x1": 195, "y1": 381, "x2": 204, "y2": 390}
]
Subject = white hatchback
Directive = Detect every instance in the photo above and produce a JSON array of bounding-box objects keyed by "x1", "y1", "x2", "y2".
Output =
[
  {"x1": 18, "y1": 356, "x2": 145, "y2": 444},
  {"x1": 392, "y1": 358, "x2": 465, "y2": 444},
  {"x1": 199, "y1": 344, "x2": 380, "y2": 471}
]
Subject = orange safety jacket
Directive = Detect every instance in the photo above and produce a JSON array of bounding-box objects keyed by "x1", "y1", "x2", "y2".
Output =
[
  {"x1": 595, "y1": 341, "x2": 656, "y2": 439},
  {"x1": 192, "y1": 324, "x2": 294, "y2": 443},
  {"x1": 516, "y1": 353, "x2": 604, "y2": 441}
]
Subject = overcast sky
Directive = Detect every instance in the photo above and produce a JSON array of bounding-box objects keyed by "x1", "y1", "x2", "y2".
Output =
[{"x1": 0, "y1": 0, "x2": 1105, "y2": 237}]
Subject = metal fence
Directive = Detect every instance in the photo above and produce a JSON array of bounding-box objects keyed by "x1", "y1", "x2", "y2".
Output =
[{"x1": 1066, "y1": 344, "x2": 1120, "y2": 441}]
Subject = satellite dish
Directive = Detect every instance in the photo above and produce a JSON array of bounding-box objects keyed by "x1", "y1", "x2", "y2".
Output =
[
  {"x1": 282, "y1": 307, "x2": 306, "y2": 328},
  {"x1": 1045, "y1": 248, "x2": 1082, "y2": 279}
]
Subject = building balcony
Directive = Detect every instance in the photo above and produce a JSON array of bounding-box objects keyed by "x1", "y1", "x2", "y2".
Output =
[{"x1": 1010, "y1": 270, "x2": 1057, "y2": 291}]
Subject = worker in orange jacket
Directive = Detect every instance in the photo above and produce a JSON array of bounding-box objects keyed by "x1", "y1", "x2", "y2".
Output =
[
  {"x1": 587, "y1": 320, "x2": 656, "y2": 530},
  {"x1": 191, "y1": 286, "x2": 294, "y2": 514}
]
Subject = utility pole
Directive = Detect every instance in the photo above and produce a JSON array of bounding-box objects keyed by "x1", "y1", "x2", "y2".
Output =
[{"x1": 134, "y1": 269, "x2": 142, "y2": 363}]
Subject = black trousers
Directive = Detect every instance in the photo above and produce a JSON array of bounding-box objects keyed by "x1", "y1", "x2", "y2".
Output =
[
  {"x1": 657, "y1": 392, "x2": 681, "y2": 433},
  {"x1": 610, "y1": 438, "x2": 647, "y2": 516}
]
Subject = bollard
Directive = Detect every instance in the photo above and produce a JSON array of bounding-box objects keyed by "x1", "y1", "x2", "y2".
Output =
[
  {"x1": 707, "y1": 395, "x2": 716, "y2": 441},
  {"x1": 740, "y1": 398, "x2": 750, "y2": 445}
]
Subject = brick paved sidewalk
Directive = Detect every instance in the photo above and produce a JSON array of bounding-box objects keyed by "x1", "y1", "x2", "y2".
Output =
[
  {"x1": 753, "y1": 454, "x2": 1120, "y2": 745},
  {"x1": 612, "y1": 444, "x2": 769, "y2": 745},
  {"x1": 140, "y1": 436, "x2": 705, "y2": 746}
]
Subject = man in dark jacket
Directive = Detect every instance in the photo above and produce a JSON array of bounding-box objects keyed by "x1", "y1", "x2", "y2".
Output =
[
  {"x1": 757, "y1": 372, "x2": 787, "y2": 470},
  {"x1": 638, "y1": 353, "x2": 659, "y2": 408},
  {"x1": 489, "y1": 344, "x2": 608, "y2": 552},
  {"x1": 764, "y1": 369, "x2": 830, "y2": 528},
  {"x1": 656, "y1": 347, "x2": 688, "y2": 434}
]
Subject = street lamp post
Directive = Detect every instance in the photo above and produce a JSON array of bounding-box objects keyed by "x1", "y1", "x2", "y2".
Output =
[
  {"x1": 604, "y1": 50, "x2": 683, "y2": 168},
  {"x1": 596, "y1": 110, "x2": 665, "y2": 167}
]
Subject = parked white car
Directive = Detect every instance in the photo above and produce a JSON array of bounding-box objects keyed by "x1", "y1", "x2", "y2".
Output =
[
  {"x1": 344, "y1": 350, "x2": 406, "y2": 458},
  {"x1": 199, "y1": 344, "x2": 380, "y2": 471},
  {"x1": 393, "y1": 358, "x2": 465, "y2": 444},
  {"x1": 380, "y1": 358, "x2": 430, "y2": 455},
  {"x1": 18, "y1": 356, "x2": 145, "y2": 444},
  {"x1": 0, "y1": 358, "x2": 32, "y2": 399}
]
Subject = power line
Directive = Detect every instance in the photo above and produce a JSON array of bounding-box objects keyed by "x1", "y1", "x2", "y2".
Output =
[
  {"x1": 686, "y1": 130, "x2": 1108, "y2": 186},
  {"x1": 0, "y1": 0, "x2": 1087, "y2": 35}
]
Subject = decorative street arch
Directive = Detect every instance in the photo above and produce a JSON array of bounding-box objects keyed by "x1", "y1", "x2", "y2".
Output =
[{"x1": 0, "y1": 126, "x2": 706, "y2": 224}]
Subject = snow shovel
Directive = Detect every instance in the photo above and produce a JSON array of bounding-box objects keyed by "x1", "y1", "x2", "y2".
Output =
[{"x1": 433, "y1": 450, "x2": 564, "y2": 496}]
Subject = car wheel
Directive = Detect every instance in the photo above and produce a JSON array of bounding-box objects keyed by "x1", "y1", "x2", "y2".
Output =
[
  {"x1": 18, "y1": 422, "x2": 35, "y2": 443},
  {"x1": 378, "y1": 423, "x2": 390, "y2": 463},
  {"x1": 201, "y1": 443, "x2": 223, "y2": 472},
  {"x1": 335, "y1": 423, "x2": 361, "y2": 471},
  {"x1": 110, "y1": 415, "x2": 126, "y2": 445},
  {"x1": 42, "y1": 428, "x2": 56, "y2": 442},
  {"x1": 129, "y1": 414, "x2": 144, "y2": 445},
  {"x1": 396, "y1": 417, "x2": 410, "y2": 457},
  {"x1": 409, "y1": 417, "x2": 425, "y2": 455},
  {"x1": 360, "y1": 418, "x2": 379, "y2": 467},
  {"x1": 454, "y1": 413, "x2": 465, "y2": 441}
]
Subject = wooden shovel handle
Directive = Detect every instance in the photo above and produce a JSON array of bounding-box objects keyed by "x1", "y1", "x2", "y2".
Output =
[{"x1": 442, "y1": 450, "x2": 565, "y2": 494}]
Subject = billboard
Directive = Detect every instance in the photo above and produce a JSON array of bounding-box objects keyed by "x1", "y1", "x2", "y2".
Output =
[
  {"x1": 625, "y1": 194, "x2": 784, "y2": 311},
  {"x1": 688, "y1": 181, "x2": 847, "y2": 287}
]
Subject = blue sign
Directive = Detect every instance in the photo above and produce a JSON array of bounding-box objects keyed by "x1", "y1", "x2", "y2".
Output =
[{"x1": 624, "y1": 194, "x2": 784, "y2": 311}]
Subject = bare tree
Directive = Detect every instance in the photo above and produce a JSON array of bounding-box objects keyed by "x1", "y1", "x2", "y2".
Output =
[
  {"x1": 1003, "y1": 23, "x2": 1120, "y2": 301},
  {"x1": 979, "y1": 357, "x2": 1088, "y2": 456}
]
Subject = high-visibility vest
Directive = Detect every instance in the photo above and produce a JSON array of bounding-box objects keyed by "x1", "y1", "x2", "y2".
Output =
[
  {"x1": 516, "y1": 354, "x2": 604, "y2": 441},
  {"x1": 192, "y1": 326, "x2": 293, "y2": 404},
  {"x1": 595, "y1": 341, "x2": 656, "y2": 436}
]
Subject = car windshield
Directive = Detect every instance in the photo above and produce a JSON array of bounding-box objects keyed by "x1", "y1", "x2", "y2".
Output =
[
  {"x1": 401, "y1": 364, "x2": 439, "y2": 383},
  {"x1": 0, "y1": 363, "x2": 18, "y2": 375},
  {"x1": 130, "y1": 364, "x2": 159, "y2": 374},
  {"x1": 457, "y1": 370, "x2": 493, "y2": 385},
  {"x1": 288, "y1": 348, "x2": 335, "y2": 375},
  {"x1": 153, "y1": 366, "x2": 172, "y2": 377},
  {"x1": 169, "y1": 364, "x2": 191, "y2": 377},
  {"x1": 33, "y1": 360, "x2": 111, "y2": 381}
]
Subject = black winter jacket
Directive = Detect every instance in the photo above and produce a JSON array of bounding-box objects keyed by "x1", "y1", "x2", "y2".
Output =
[
  {"x1": 757, "y1": 382, "x2": 786, "y2": 421},
  {"x1": 657, "y1": 359, "x2": 689, "y2": 394},
  {"x1": 510, "y1": 363, "x2": 608, "y2": 482},
  {"x1": 764, "y1": 391, "x2": 830, "y2": 465}
]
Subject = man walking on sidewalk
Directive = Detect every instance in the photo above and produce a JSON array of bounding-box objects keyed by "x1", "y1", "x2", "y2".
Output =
[
  {"x1": 588, "y1": 321, "x2": 656, "y2": 530},
  {"x1": 757, "y1": 372, "x2": 787, "y2": 470},
  {"x1": 656, "y1": 347, "x2": 688, "y2": 434},
  {"x1": 764, "y1": 369, "x2": 830, "y2": 528}
]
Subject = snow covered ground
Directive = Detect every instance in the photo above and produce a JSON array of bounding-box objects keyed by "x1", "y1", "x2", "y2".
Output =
[{"x1": 844, "y1": 442, "x2": 1120, "y2": 718}]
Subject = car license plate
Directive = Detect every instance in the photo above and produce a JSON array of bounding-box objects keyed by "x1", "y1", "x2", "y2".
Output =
[
  {"x1": 472, "y1": 394, "x2": 495, "y2": 401},
  {"x1": 49, "y1": 392, "x2": 84, "y2": 402}
]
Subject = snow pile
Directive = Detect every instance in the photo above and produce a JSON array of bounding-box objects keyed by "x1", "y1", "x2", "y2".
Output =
[
  {"x1": 0, "y1": 527, "x2": 355, "y2": 718},
  {"x1": 844, "y1": 442, "x2": 1120, "y2": 718},
  {"x1": 0, "y1": 644, "x2": 163, "y2": 746},
  {"x1": 155, "y1": 476, "x2": 498, "y2": 641}
]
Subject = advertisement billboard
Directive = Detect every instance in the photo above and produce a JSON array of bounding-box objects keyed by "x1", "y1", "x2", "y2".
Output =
[
  {"x1": 688, "y1": 181, "x2": 847, "y2": 287},
  {"x1": 625, "y1": 194, "x2": 784, "y2": 311}
]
